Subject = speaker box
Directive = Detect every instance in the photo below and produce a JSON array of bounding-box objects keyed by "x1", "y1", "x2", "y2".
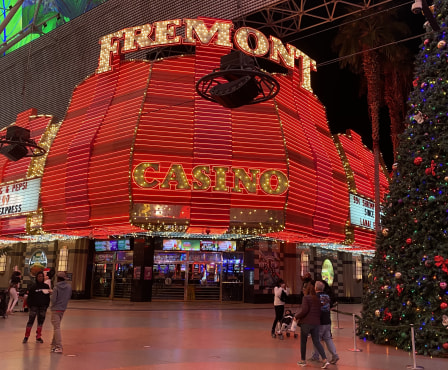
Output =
[
  {"x1": 0, "y1": 144, "x2": 28, "y2": 161},
  {"x1": 5, "y1": 126, "x2": 30, "y2": 142},
  {"x1": 210, "y1": 75, "x2": 260, "y2": 108}
]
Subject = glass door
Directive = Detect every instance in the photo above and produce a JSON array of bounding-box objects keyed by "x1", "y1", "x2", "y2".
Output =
[
  {"x1": 112, "y1": 251, "x2": 134, "y2": 299},
  {"x1": 93, "y1": 253, "x2": 115, "y2": 298}
]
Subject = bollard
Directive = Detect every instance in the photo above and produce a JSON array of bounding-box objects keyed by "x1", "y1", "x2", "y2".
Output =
[
  {"x1": 333, "y1": 305, "x2": 343, "y2": 329},
  {"x1": 348, "y1": 313, "x2": 362, "y2": 352},
  {"x1": 406, "y1": 324, "x2": 424, "y2": 369}
]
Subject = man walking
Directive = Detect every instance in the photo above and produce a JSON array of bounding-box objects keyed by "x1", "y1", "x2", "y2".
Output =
[
  {"x1": 50, "y1": 271, "x2": 72, "y2": 354},
  {"x1": 309, "y1": 280, "x2": 340, "y2": 364}
]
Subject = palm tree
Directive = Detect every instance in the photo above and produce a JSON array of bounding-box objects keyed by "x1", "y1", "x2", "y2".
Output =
[
  {"x1": 333, "y1": 7, "x2": 411, "y2": 233},
  {"x1": 383, "y1": 46, "x2": 413, "y2": 160}
]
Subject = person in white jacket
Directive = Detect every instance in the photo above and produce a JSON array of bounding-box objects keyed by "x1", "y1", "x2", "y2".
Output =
[{"x1": 271, "y1": 279, "x2": 289, "y2": 339}]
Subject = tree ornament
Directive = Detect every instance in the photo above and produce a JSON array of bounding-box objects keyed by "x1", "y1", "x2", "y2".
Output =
[
  {"x1": 441, "y1": 302, "x2": 448, "y2": 310},
  {"x1": 382, "y1": 228, "x2": 389, "y2": 236},
  {"x1": 424, "y1": 39, "x2": 430, "y2": 46},
  {"x1": 440, "y1": 281, "x2": 447, "y2": 290},
  {"x1": 414, "y1": 157, "x2": 423, "y2": 166},
  {"x1": 413, "y1": 111, "x2": 425, "y2": 124},
  {"x1": 406, "y1": 238, "x2": 412, "y2": 244},
  {"x1": 413, "y1": 78, "x2": 419, "y2": 87},
  {"x1": 395, "y1": 272, "x2": 402, "y2": 279},
  {"x1": 407, "y1": 300, "x2": 412, "y2": 306},
  {"x1": 428, "y1": 195, "x2": 436, "y2": 202},
  {"x1": 445, "y1": 176, "x2": 448, "y2": 182},
  {"x1": 375, "y1": 309, "x2": 380, "y2": 317},
  {"x1": 438, "y1": 40, "x2": 447, "y2": 49},
  {"x1": 421, "y1": 82, "x2": 427, "y2": 89},
  {"x1": 392, "y1": 163, "x2": 398, "y2": 171},
  {"x1": 383, "y1": 308, "x2": 392, "y2": 321},
  {"x1": 443, "y1": 343, "x2": 448, "y2": 350}
]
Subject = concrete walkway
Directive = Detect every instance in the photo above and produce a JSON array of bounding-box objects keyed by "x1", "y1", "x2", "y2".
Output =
[{"x1": 1, "y1": 300, "x2": 447, "y2": 370}]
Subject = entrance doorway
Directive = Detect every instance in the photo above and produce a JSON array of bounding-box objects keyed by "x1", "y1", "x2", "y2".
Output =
[
  {"x1": 93, "y1": 251, "x2": 134, "y2": 299},
  {"x1": 186, "y1": 262, "x2": 221, "y2": 300}
]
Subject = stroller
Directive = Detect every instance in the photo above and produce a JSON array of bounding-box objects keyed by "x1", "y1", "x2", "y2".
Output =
[
  {"x1": 0, "y1": 289, "x2": 8, "y2": 318},
  {"x1": 276, "y1": 309, "x2": 299, "y2": 339}
]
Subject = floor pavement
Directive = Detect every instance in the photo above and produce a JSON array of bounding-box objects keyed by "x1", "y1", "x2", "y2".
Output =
[{"x1": 1, "y1": 300, "x2": 447, "y2": 370}]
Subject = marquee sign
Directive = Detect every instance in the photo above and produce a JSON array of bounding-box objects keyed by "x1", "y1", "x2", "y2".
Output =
[
  {"x1": 96, "y1": 18, "x2": 316, "y2": 91},
  {"x1": 132, "y1": 163, "x2": 289, "y2": 195},
  {"x1": 0, "y1": 178, "x2": 41, "y2": 217},
  {"x1": 350, "y1": 193, "x2": 376, "y2": 230}
]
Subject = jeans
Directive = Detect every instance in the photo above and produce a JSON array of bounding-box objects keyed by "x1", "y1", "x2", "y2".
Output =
[
  {"x1": 51, "y1": 310, "x2": 65, "y2": 348},
  {"x1": 312, "y1": 324, "x2": 338, "y2": 359},
  {"x1": 271, "y1": 305, "x2": 285, "y2": 334},
  {"x1": 300, "y1": 323, "x2": 326, "y2": 361}
]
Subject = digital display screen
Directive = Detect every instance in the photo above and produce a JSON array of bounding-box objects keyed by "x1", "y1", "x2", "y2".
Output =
[
  {"x1": 218, "y1": 240, "x2": 236, "y2": 251},
  {"x1": 95, "y1": 239, "x2": 130, "y2": 252}
]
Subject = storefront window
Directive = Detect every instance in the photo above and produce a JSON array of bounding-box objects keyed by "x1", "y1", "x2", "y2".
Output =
[
  {"x1": 354, "y1": 256, "x2": 363, "y2": 280},
  {"x1": 58, "y1": 247, "x2": 68, "y2": 271},
  {"x1": 0, "y1": 254, "x2": 6, "y2": 272}
]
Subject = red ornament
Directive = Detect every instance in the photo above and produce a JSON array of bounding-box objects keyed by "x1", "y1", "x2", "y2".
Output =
[
  {"x1": 383, "y1": 308, "x2": 392, "y2": 321},
  {"x1": 396, "y1": 284, "x2": 403, "y2": 296},
  {"x1": 406, "y1": 238, "x2": 412, "y2": 245},
  {"x1": 413, "y1": 78, "x2": 419, "y2": 87},
  {"x1": 443, "y1": 343, "x2": 448, "y2": 350},
  {"x1": 414, "y1": 157, "x2": 423, "y2": 165},
  {"x1": 441, "y1": 302, "x2": 448, "y2": 310},
  {"x1": 435, "y1": 255, "x2": 448, "y2": 273},
  {"x1": 424, "y1": 39, "x2": 430, "y2": 45},
  {"x1": 425, "y1": 160, "x2": 436, "y2": 176}
]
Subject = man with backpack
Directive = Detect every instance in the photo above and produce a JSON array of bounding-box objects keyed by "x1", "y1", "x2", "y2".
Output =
[{"x1": 309, "y1": 280, "x2": 340, "y2": 364}]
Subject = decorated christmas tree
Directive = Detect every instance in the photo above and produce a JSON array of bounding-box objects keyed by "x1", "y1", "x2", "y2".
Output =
[{"x1": 358, "y1": 0, "x2": 448, "y2": 357}]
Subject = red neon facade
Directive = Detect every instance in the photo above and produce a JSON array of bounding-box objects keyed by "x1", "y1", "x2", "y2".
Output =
[{"x1": 0, "y1": 19, "x2": 389, "y2": 250}]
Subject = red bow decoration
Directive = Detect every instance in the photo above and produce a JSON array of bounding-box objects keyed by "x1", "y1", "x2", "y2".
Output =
[
  {"x1": 396, "y1": 284, "x2": 403, "y2": 296},
  {"x1": 383, "y1": 308, "x2": 392, "y2": 321},
  {"x1": 435, "y1": 255, "x2": 448, "y2": 273},
  {"x1": 425, "y1": 160, "x2": 436, "y2": 176}
]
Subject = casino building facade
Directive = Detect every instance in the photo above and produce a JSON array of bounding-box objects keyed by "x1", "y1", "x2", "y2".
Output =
[{"x1": 0, "y1": 1, "x2": 389, "y2": 303}]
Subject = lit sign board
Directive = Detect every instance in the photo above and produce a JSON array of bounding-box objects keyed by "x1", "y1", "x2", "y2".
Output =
[
  {"x1": 350, "y1": 194, "x2": 375, "y2": 230},
  {"x1": 0, "y1": 178, "x2": 41, "y2": 217},
  {"x1": 133, "y1": 163, "x2": 288, "y2": 195},
  {"x1": 96, "y1": 18, "x2": 316, "y2": 91}
]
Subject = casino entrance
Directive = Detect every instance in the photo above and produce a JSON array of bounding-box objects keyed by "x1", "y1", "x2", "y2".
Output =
[{"x1": 151, "y1": 241, "x2": 244, "y2": 301}]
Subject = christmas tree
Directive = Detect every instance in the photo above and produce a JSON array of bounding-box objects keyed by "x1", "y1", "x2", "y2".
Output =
[{"x1": 358, "y1": 0, "x2": 448, "y2": 357}]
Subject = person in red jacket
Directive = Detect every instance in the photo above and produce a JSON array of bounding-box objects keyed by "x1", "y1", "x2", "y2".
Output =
[{"x1": 294, "y1": 283, "x2": 330, "y2": 369}]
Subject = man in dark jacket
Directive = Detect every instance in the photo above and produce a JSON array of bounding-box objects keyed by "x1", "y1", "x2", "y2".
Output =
[
  {"x1": 23, "y1": 271, "x2": 51, "y2": 343},
  {"x1": 309, "y1": 280, "x2": 340, "y2": 364},
  {"x1": 50, "y1": 271, "x2": 72, "y2": 354}
]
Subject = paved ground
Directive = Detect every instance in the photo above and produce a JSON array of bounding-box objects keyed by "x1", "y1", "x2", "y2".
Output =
[{"x1": 1, "y1": 300, "x2": 447, "y2": 370}]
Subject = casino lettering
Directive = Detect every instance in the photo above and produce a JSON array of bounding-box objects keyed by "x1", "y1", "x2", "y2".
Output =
[{"x1": 133, "y1": 163, "x2": 289, "y2": 195}]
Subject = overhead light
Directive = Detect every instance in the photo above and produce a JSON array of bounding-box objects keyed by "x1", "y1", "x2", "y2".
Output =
[{"x1": 412, "y1": 0, "x2": 440, "y2": 31}]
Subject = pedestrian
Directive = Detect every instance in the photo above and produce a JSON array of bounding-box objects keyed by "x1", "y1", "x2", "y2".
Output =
[
  {"x1": 271, "y1": 279, "x2": 288, "y2": 339},
  {"x1": 6, "y1": 271, "x2": 21, "y2": 315},
  {"x1": 299, "y1": 272, "x2": 314, "y2": 304},
  {"x1": 50, "y1": 271, "x2": 72, "y2": 354},
  {"x1": 22, "y1": 271, "x2": 51, "y2": 343},
  {"x1": 44, "y1": 268, "x2": 56, "y2": 289},
  {"x1": 309, "y1": 280, "x2": 340, "y2": 364},
  {"x1": 294, "y1": 283, "x2": 330, "y2": 369}
]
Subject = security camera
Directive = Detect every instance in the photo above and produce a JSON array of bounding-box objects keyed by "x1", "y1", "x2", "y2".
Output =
[{"x1": 412, "y1": 0, "x2": 422, "y2": 14}]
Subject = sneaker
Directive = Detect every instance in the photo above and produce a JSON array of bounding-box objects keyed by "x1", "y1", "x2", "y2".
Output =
[
  {"x1": 36, "y1": 338, "x2": 44, "y2": 343},
  {"x1": 53, "y1": 347, "x2": 63, "y2": 354},
  {"x1": 330, "y1": 356, "x2": 339, "y2": 364},
  {"x1": 297, "y1": 360, "x2": 307, "y2": 367},
  {"x1": 321, "y1": 361, "x2": 331, "y2": 369},
  {"x1": 308, "y1": 357, "x2": 320, "y2": 362},
  {"x1": 22, "y1": 337, "x2": 28, "y2": 343},
  {"x1": 271, "y1": 333, "x2": 276, "y2": 338}
]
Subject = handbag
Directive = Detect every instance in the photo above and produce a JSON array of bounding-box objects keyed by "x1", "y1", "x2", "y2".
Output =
[{"x1": 280, "y1": 289, "x2": 287, "y2": 303}]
